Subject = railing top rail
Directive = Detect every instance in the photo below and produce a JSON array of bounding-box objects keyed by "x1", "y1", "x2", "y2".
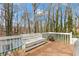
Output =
[
  {"x1": 0, "y1": 35, "x2": 21, "y2": 41},
  {"x1": 0, "y1": 32, "x2": 72, "y2": 41},
  {"x1": 42, "y1": 32, "x2": 72, "y2": 35},
  {"x1": 20, "y1": 33, "x2": 42, "y2": 37}
]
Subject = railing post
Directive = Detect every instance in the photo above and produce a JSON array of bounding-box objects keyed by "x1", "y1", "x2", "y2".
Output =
[
  {"x1": 70, "y1": 32, "x2": 72, "y2": 44},
  {"x1": 10, "y1": 39, "x2": 11, "y2": 51},
  {"x1": 0, "y1": 43, "x2": 2, "y2": 56}
]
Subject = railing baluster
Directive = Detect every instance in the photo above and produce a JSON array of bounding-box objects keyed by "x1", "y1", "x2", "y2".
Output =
[
  {"x1": 64, "y1": 35, "x2": 65, "y2": 43},
  {"x1": 0, "y1": 42, "x2": 2, "y2": 56},
  {"x1": 64, "y1": 34, "x2": 65, "y2": 43},
  {"x1": 65, "y1": 35, "x2": 66, "y2": 44},
  {"x1": 64, "y1": 35, "x2": 66, "y2": 44},
  {"x1": 18, "y1": 38, "x2": 20, "y2": 50},
  {"x1": 57, "y1": 34, "x2": 59, "y2": 40},
  {"x1": 10, "y1": 39, "x2": 11, "y2": 51},
  {"x1": 66, "y1": 35, "x2": 67, "y2": 44}
]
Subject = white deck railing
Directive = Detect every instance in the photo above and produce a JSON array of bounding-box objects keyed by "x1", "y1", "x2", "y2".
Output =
[
  {"x1": 0, "y1": 32, "x2": 74, "y2": 56},
  {"x1": 0, "y1": 35, "x2": 24, "y2": 56},
  {"x1": 42, "y1": 32, "x2": 72, "y2": 44}
]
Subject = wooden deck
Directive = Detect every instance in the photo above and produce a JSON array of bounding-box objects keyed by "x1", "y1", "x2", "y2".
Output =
[{"x1": 25, "y1": 41, "x2": 73, "y2": 56}]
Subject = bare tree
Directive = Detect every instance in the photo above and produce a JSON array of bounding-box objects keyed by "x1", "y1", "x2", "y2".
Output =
[
  {"x1": 0, "y1": 7, "x2": 5, "y2": 36},
  {"x1": 25, "y1": 9, "x2": 31, "y2": 33},
  {"x1": 3, "y1": 3, "x2": 13, "y2": 36},
  {"x1": 21, "y1": 8, "x2": 31, "y2": 33},
  {"x1": 32, "y1": 3, "x2": 39, "y2": 33},
  {"x1": 21, "y1": 11, "x2": 27, "y2": 33}
]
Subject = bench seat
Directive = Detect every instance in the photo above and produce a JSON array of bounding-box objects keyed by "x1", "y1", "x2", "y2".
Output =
[{"x1": 22, "y1": 35, "x2": 47, "y2": 51}]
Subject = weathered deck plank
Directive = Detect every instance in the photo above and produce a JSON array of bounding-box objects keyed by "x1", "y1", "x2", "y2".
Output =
[{"x1": 25, "y1": 41, "x2": 73, "y2": 56}]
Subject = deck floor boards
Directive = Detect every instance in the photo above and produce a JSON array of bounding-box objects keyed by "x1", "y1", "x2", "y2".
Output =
[{"x1": 25, "y1": 41, "x2": 73, "y2": 56}]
